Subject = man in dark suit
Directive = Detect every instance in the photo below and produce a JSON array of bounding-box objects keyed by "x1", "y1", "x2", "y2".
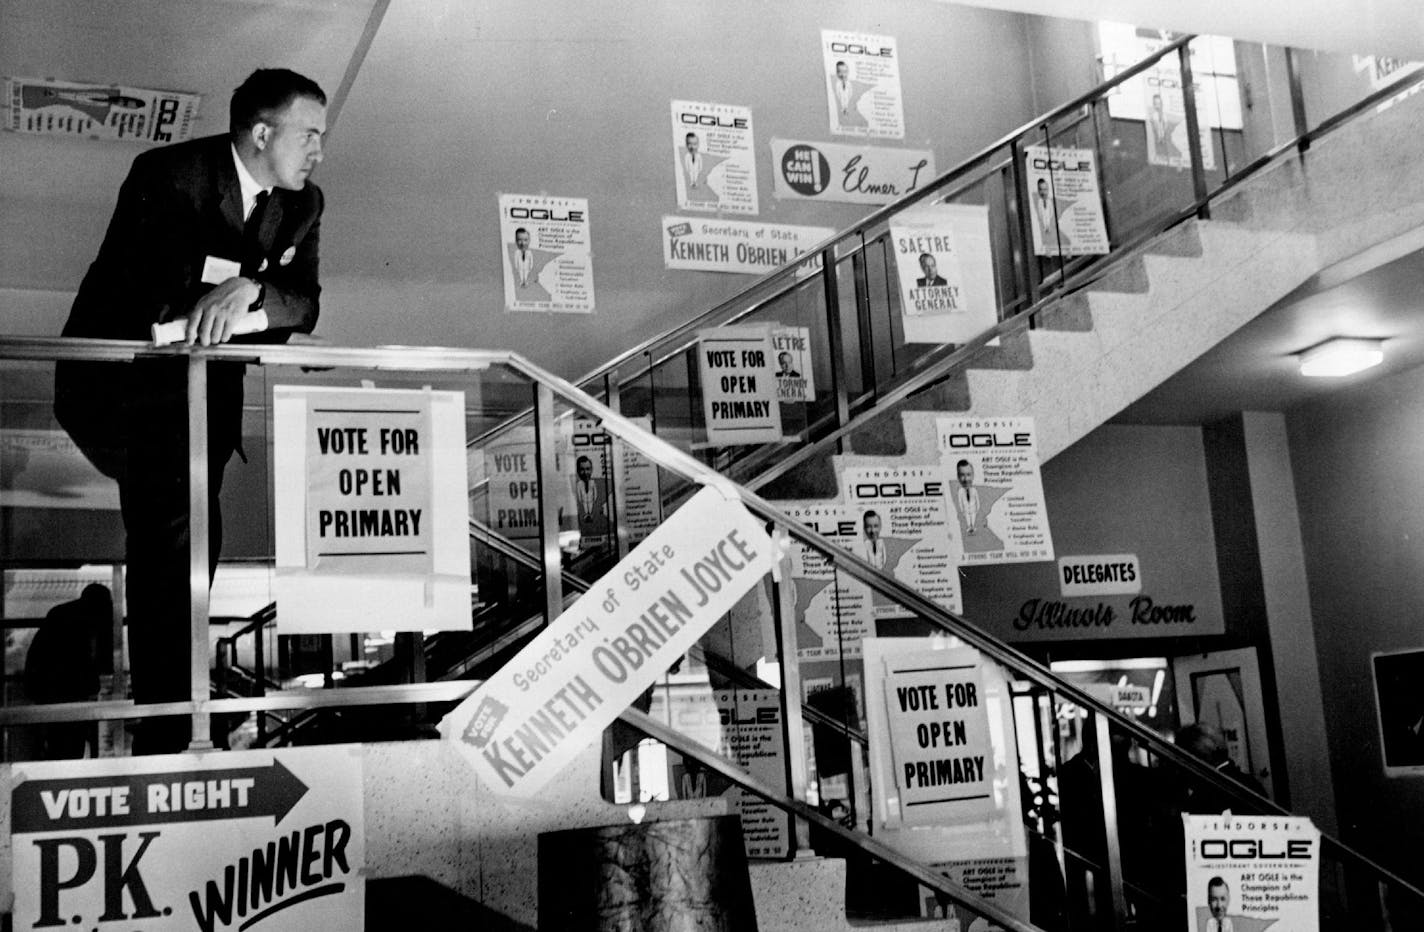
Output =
[
  {"x1": 54, "y1": 68, "x2": 327, "y2": 752},
  {"x1": 915, "y1": 252, "x2": 948, "y2": 287}
]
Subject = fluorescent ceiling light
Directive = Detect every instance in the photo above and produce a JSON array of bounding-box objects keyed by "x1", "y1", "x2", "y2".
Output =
[{"x1": 1298, "y1": 337, "x2": 1384, "y2": 377}]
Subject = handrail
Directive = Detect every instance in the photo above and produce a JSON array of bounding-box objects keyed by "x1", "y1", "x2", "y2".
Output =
[
  {"x1": 488, "y1": 350, "x2": 1424, "y2": 905},
  {"x1": 619, "y1": 706, "x2": 1042, "y2": 932},
  {"x1": 462, "y1": 35, "x2": 1197, "y2": 453}
]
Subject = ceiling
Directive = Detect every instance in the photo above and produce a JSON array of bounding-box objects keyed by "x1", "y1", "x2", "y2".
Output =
[{"x1": 1116, "y1": 227, "x2": 1424, "y2": 424}]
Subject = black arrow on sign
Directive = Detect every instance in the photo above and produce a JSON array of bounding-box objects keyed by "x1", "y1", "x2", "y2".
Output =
[{"x1": 11, "y1": 760, "x2": 309, "y2": 834}]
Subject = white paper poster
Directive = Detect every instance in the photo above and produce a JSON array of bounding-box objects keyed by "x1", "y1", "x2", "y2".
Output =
[
  {"x1": 11, "y1": 746, "x2": 365, "y2": 932},
  {"x1": 697, "y1": 325, "x2": 782, "y2": 445},
  {"x1": 498, "y1": 193, "x2": 594, "y2": 313},
  {"x1": 843, "y1": 466, "x2": 962, "y2": 616},
  {"x1": 770, "y1": 138, "x2": 933, "y2": 205},
  {"x1": 779, "y1": 503, "x2": 873, "y2": 660},
  {"x1": 273, "y1": 387, "x2": 472, "y2": 633},
  {"x1": 881, "y1": 651, "x2": 994, "y2": 825},
  {"x1": 441, "y1": 487, "x2": 775, "y2": 797},
  {"x1": 862, "y1": 638, "x2": 1031, "y2": 926},
  {"x1": 887, "y1": 204, "x2": 998, "y2": 345},
  {"x1": 771, "y1": 326, "x2": 816, "y2": 403},
  {"x1": 561, "y1": 417, "x2": 614, "y2": 549},
  {"x1": 1099, "y1": 24, "x2": 1241, "y2": 130},
  {"x1": 670, "y1": 100, "x2": 758, "y2": 215},
  {"x1": 663, "y1": 217, "x2": 834, "y2": 275},
  {"x1": 822, "y1": 30, "x2": 905, "y2": 139},
  {"x1": 484, "y1": 426, "x2": 542, "y2": 543},
  {"x1": 1183, "y1": 815, "x2": 1320, "y2": 932},
  {"x1": 611, "y1": 416, "x2": 663, "y2": 551},
  {"x1": 937, "y1": 416, "x2": 1054, "y2": 565},
  {"x1": 1025, "y1": 146, "x2": 1110, "y2": 257},
  {"x1": 4, "y1": 76, "x2": 200, "y2": 143},
  {"x1": 650, "y1": 687, "x2": 790, "y2": 858}
]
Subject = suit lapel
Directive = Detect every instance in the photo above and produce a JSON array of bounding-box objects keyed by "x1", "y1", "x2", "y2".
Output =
[{"x1": 214, "y1": 142, "x2": 244, "y2": 234}]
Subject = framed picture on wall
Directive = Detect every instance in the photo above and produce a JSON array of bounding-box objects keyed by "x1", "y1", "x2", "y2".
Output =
[{"x1": 1371, "y1": 649, "x2": 1424, "y2": 775}]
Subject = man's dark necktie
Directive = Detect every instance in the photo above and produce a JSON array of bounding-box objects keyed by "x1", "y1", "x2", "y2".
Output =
[{"x1": 243, "y1": 190, "x2": 270, "y2": 273}]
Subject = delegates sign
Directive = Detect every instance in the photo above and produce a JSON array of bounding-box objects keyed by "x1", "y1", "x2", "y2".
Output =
[
  {"x1": 4, "y1": 76, "x2": 200, "y2": 143},
  {"x1": 442, "y1": 487, "x2": 775, "y2": 797},
  {"x1": 11, "y1": 746, "x2": 364, "y2": 932},
  {"x1": 770, "y1": 138, "x2": 933, "y2": 205},
  {"x1": 844, "y1": 466, "x2": 962, "y2": 616},
  {"x1": 888, "y1": 204, "x2": 998, "y2": 344},
  {"x1": 273, "y1": 387, "x2": 471, "y2": 633},
  {"x1": 697, "y1": 326, "x2": 782, "y2": 445},
  {"x1": 1025, "y1": 146, "x2": 1109, "y2": 257},
  {"x1": 670, "y1": 100, "x2": 758, "y2": 215},
  {"x1": 1058, "y1": 554, "x2": 1142, "y2": 597},
  {"x1": 771, "y1": 325, "x2": 816, "y2": 403},
  {"x1": 498, "y1": 193, "x2": 595, "y2": 313},
  {"x1": 822, "y1": 29, "x2": 905, "y2": 139},
  {"x1": 663, "y1": 217, "x2": 834, "y2": 275},
  {"x1": 938, "y1": 416, "x2": 1054, "y2": 565},
  {"x1": 1183, "y1": 815, "x2": 1320, "y2": 932}
]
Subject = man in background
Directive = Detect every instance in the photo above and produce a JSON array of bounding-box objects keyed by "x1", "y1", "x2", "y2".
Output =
[{"x1": 55, "y1": 68, "x2": 328, "y2": 753}]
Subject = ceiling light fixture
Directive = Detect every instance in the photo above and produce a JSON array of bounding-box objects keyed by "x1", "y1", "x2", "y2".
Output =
[{"x1": 1298, "y1": 337, "x2": 1385, "y2": 378}]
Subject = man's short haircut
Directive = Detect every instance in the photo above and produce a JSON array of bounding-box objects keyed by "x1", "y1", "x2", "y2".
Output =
[
  {"x1": 919, "y1": 252, "x2": 935, "y2": 265},
  {"x1": 515, "y1": 226, "x2": 529, "y2": 237},
  {"x1": 957, "y1": 459, "x2": 971, "y2": 470},
  {"x1": 577, "y1": 455, "x2": 592, "y2": 467},
  {"x1": 1208, "y1": 876, "x2": 1228, "y2": 892},
  {"x1": 686, "y1": 132, "x2": 698, "y2": 142},
  {"x1": 863, "y1": 509, "x2": 879, "y2": 524},
  {"x1": 230, "y1": 68, "x2": 327, "y2": 139}
]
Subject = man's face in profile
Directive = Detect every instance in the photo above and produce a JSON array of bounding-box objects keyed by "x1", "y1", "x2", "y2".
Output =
[
  {"x1": 957, "y1": 463, "x2": 974, "y2": 488},
  {"x1": 863, "y1": 513, "x2": 880, "y2": 540},
  {"x1": 919, "y1": 254, "x2": 938, "y2": 279},
  {"x1": 685, "y1": 133, "x2": 699, "y2": 156},
  {"x1": 1208, "y1": 881, "x2": 1229, "y2": 919},
  {"x1": 515, "y1": 229, "x2": 530, "y2": 252},
  {"x1": 576, "y1": 457, "x2": 593, "y2": 481}
]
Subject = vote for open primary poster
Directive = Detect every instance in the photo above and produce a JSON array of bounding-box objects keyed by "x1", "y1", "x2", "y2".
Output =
[
  {"x1": 936, "y1": 416, "x2": 1054, "y2": 565},
  {"x1": 498, "y1": 193, "x2": 595, "y2": 313},
  {"x1": 670, "y1": 100, "x2": 758, "y2": 215},
  {"x1": 844, "y1": 466, "x2": 962, "y2": 616},
  {"x1": 274, "y1": 386, "x2": 471, "y2": 633},
  {"x1": 888, "y1": 204, "x2": 998, "y2": 345},
  {"x1": 780, "y1": 502, "x2": 874, "y2": 661},
  {"x1": 1025, "y1": 145, "x2": 1109, "y2": 257},
  {"x1": 1183, "y1": 815, "x2": 1320, "y2": 932},
  {"x1": 822, "y1": 29, "x2": 905, "y2": 139}
]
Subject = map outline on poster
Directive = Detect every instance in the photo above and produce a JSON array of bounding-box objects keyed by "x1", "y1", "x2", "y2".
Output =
[
  {"x1": 1025, "y1": 145, "x2": 1110, "y2": 257},
  {"x1": 843, "y1": 465, "x2": 963, "y2": 616},
  {"x1": 670, "y1": 99, "x2": 759, "y2": 215},
  {"x1": 937, "y1": 416, "x2": 1054, "y2": 565},
  {"x1": 498, "y1": 193, "x2": 595, "y2": 313},
  {"x1": 821, "y1": 29, "x2": 905, "y2": 139}
]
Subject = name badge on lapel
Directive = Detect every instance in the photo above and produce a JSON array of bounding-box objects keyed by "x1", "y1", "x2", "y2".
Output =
[{"x1": 201, "y1": 255, "x2": 242, "y2": 285}]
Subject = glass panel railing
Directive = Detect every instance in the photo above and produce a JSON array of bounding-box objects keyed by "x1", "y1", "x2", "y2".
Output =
[{"x1": 5, "y1": 335, "x2": 1424, "y2": 928}]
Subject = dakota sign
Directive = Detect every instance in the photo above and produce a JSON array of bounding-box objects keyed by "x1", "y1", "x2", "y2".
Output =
[{"x1": 442, "y1": 487, "x2": 775, "y2": 796}]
